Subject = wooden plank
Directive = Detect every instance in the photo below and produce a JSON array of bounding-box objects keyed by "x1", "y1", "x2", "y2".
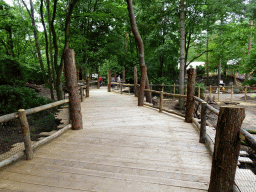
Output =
[{"x1": 0, "y1": 87, "x2": 213, "y2": 192}]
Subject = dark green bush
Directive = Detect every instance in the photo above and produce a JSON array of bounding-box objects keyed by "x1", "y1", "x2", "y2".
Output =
[
  {"x1": 0, "y1": 85, "x2": 52, "y2": 115},
  {"x1": 242, "y1": 77, "x2": 256, "y2": 86}
]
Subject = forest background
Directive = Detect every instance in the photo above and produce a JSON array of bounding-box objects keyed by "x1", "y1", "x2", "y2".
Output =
[{"x1": 1, "y1": 0, "x2": 256, "y2": 107}]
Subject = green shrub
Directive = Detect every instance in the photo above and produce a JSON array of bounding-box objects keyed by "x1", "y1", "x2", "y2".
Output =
[
  {"x1": 234, "y1": 89, "x2": 240, "y2": 94},
  {"x1": 242, "y1": 77, "x2": 256, "y2": 86},
  {"x1": 0, "y1": 85, "x2": 52, "y2": 115}
]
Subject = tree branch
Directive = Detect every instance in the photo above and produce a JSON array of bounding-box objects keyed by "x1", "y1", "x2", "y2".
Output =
[
  {"x1": 1, "y1": 39, "x2": 12, "y2": 56},
  {"x1": 186, "y1": 50, "x2": 213, "y2": 67},
  {"x1": 21, "y1": 0, "x2": 32, "y2": 20}
]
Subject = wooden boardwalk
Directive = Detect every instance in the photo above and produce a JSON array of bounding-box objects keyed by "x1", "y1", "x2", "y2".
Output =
[{"x1": 0, "y1": 88, "x2": 212, "y2": 191}]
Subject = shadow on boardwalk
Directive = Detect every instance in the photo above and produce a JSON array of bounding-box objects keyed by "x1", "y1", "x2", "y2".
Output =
[{"x1": 0, "y1": 87, "x2": 212, "y2": 191}]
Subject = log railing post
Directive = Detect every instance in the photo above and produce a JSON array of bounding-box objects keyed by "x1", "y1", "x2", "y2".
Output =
[
  {"x1": 208, "y1": 106, "x2": 245, "y2": 192},
  {"x1": 138, "y1": 66, "x2": 147, "y2": 106},
  {"x1": 174, "y1": 84, "x2": 176, "y2": 94},
  {"x1": 18, "y1": 109, "x2": 33, "y2": 160},
  {"x1": 244, "y1": 86, "x2": 247, "y2": 102},
  {"x1": 122, "y1": 68, "x2": 125, "y2": 83},
  {"x1": 86, "y1": 78, "x2": 89, "y2": 97},
  {"x1": 209, "y1": 85, "x2": 212, "y2": 100},
  {"x1": 120, "y1": 83, "x2": 123, "y2": 94},
  {"x1": 114, "y1": 71, "x2": 117, "y2": 82},
  {"x1": 134, "y1": 66, "x2": 138, "y2": 97},
  {"x1": 80, "y1": 86, "x2": 83, "y2": 102},
  {"x1": 200, "y1": 102, "x2": 207, "y2": 143},
  {"x1": 162, "y1": 83, "x2": 164, "y2": 92},
  {"x1": 107, "y1": 70, "x2": 111, "y2": 92},
  {"x1": 64, "y1": 49, "x2": 83, "y2": 130},
  {"x1": 198, "y1": 87, "x2": 201, "y2": 98},
  {"x1": 160, "y1": 91, "x2": 163, "y2": 112},
  {"x1": 231, "y1": 85, "x2": 233, "y2": 102},
  {"x1": 185, "y1": 68, "x2": 196, "y2": 123},
  {"x1": 97, "y1": 72, "x2": 100, "y2": 89},
  {"x1": 218, "y1": 86, "x2": 220, "y2": 101}
]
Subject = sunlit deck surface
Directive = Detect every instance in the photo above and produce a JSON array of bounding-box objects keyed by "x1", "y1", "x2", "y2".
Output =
[{"x1": 0, "y1": 87, "x2": 212, "y2": 191}]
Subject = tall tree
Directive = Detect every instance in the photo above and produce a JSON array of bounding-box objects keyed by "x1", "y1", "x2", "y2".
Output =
[
  {"x1": 179, "y1": 0, "x2": 185, "y2": 109},
  {"x1": 126, "y1": 0, "x2": 151, "y2": 104}
]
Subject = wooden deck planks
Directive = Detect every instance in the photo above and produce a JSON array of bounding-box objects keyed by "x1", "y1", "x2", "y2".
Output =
[{"x1": 0, "y1": 88, "x2": 212, "y2": 191}]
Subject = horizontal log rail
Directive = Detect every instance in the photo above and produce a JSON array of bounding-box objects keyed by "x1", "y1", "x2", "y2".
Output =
[
  {"x1": 193, "y1": 96, "x2": 256, "y2": 153},
  {"x1": 0, "y1": 99, "x2": 69, "y2": 124},
  {"x1": 0, "y1": 124, "x2": 71, "y2": 169},
  {"x1": 144, "y1": 89, "x2": 186, "y2": 98}
]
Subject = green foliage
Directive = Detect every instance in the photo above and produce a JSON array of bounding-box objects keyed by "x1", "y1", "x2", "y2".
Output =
[
  {"x1": 234, "y1": 88, "x2": 240, "y2": 93},
  {"x1": 0, "y1": 56, "x2": 23, "y2": 84},
  {"x1": 242, "y1": 77, "x2": 256, "y2": 86},
  {"x1": 196, "y1": 66, "x2": 205, "y2": 77},
  {"x1": 0, "y1": 85, "x2": 52, "y2": 115}
]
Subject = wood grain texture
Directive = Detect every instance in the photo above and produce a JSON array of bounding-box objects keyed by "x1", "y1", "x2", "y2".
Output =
[{"x1": 0, "y1": 88, "x2": 212, "y2": 191}]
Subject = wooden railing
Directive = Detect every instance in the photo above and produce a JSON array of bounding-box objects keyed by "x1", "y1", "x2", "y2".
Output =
[
  {"x1": 193, "y1": 96, "x2": 256, "y2": 152},
  {"x1": 144, "y1": 89, "x2": 185, "y2": 118},
  {"x1": 0, "y1": 99, "x2": 70, "y2": 169}
]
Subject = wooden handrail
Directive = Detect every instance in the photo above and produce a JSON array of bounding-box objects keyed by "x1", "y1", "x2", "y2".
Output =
[
  {"x1": 194, "y1": 96, "x2": 256, "y2": 152},
  {"x1": 0, "y1": 99, "x2": 69, "y2": 123},
  {"x1": 194, "y1": 96, "x2": 219, "y2": 115}
]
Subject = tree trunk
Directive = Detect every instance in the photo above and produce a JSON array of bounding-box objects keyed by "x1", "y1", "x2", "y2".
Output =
[
  {"x1": 206, "y1": 30, "x2": 209, "y2": 86},
  {"x1": 126, "y1": 0, "x2": 151, "y2": 104},
  {"x1": 40, "y1": 0, "x2": 54, "y2": 100},
  {"x1": 64, "y1": 49, "x2": 83, "y2": 130},
  {"x1": 138, "y1": 66, "x2": 147, "y2": 106},
  {"x1": 179, "y1": 0, "x2": 185, "y2": 109},
  {"x1": 185, "y1": 68, "x2": 196, "y2": 123},
  {"x1": 209, "y1": 106, "x2": 245, "y2": 192},
  {"x1": 22, "y1": 0, "x2": 48, "y2": 86},
  {"x1": 46, "y1": 0, "x2": 56, "y2": 91}
]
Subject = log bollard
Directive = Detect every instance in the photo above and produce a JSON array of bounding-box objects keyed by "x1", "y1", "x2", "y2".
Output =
[
  {"x1": 185, "y1": 68, "x2": 196, "y2": 123},
  {"x1": 107, "y1": 70, "x2": 111, "y2": 92},
  {"x1": 64, "y1": 49, "x2": 83, "y2": 130},
  {"x1": 80, "y1": 86, "x2": 83, "y2": 102},
  {"x1": 159, "y1": 91, "x2": 163, "y2": 113},
  {"x1": 199, "y1": 102, "x2": 207, "y2": 143},
  {"x1": 18, "y1": 109, "x2": 33, "y2": 160},
  {"x1": 208, "y1": 106, "x2": 245, "y2": 192},
  {"x1": 134, "y1": 66, "x2": 138, "y2": 97}
]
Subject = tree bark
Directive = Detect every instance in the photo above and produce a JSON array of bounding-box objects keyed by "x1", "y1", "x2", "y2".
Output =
[
  {"x1": 185, "y1": 68, "x2": 196, "y2": 123},
  {"x1": 64, "y1": 49, "x2": 83, "y2": 130},
  {"x1": 206, "y1": 30, "x2": 209, "y2": 86},
  {"x1": 209, "y1": 106, "x2": 245, "y2": 192},
  {"x1": 22, "y1": 0, "x2": 48, "y2": 87},
  {"x1": 40, "y1": 0, "x2": 54, "y2": 100},
  {"x1": 179, "y1": 0, "x2": 185, "y2": 109},
  {"x1": 138, "y1": 66, "x2": 147, "y2": 106},
  {"x1": 126, "y1": 0, "x2": 151, "y2": 104}
]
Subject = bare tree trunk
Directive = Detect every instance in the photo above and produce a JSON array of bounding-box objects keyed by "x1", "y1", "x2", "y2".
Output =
[
  {"x1": 179, "y1": 0, "x2": 185, "y2": 109},
  {"x1": 185, "y1": 68, "x2": 196, "y2": 123},
  {"x1": 209, "y1": 106, "x2": 245, "y2": 192},
  {"x1": 46, "y1": 0, "x2": 56, "y2": 91},
  {"x1": 64, "y1": 49, "x2": 83, "y2": 130},
  {"x1": 206, "y1": 30, "x2": 209, "y2": 86},
  {"x1": 126, "y1": 0, "x2": 151, "y2": 105},
  {"x1": 22, "y1": 0, "x2": 48, "y2": 86},
  {"x1": 40, "y1": 0, "x2": 54, "y2": 100}
]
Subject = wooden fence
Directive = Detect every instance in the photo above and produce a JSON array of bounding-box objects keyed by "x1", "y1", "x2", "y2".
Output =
[
  {"x1": 0, "y1": 99, "x2": 70, "y2": 169},
  {"x1": 109, "y1": 69, "x2": 256, "y2": 191}
]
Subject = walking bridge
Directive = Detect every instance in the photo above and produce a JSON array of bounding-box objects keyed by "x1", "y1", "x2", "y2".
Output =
[{"x1": 0, "y1": 87, "x2": 213, "y2": 191}]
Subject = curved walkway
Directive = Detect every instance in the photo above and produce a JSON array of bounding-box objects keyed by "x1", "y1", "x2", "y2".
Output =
[{"x1": 0, "y1": 88, "x2": 212, "y2": 191}]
